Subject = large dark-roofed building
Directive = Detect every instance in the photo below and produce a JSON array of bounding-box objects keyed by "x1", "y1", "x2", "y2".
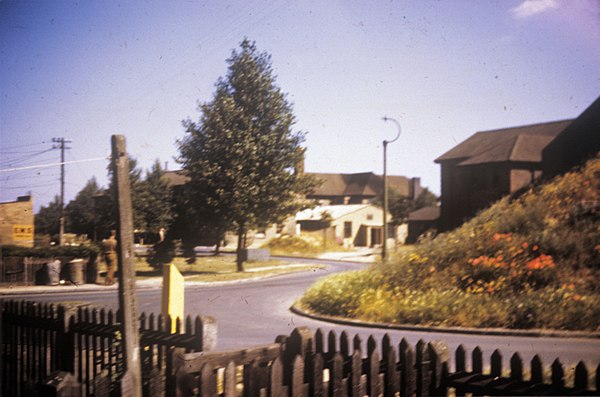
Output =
[
  {"x1": 435, "y1": 119, "x2": 572, "y2": 231},
  {"x1": 308, "y1": 172, "x2": 422, "y2": 205}
]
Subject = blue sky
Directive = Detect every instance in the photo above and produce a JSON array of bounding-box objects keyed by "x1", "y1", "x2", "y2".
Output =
[{"x1": 1, "y1": 0, "x2": 599, "y2": 211}]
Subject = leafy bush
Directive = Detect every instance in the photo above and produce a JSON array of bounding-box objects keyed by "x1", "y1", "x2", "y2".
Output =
[
  {"x1": 262, "y1": 236, "x2": 325, "y2": 255},
  {"x1": 302, "y1": 156, "x2": 600, "y2": 330},
  {"x1": 146, "y1": 240, "x2": 177, "y2": 269},
  {"x1": 2, "y1": 244, "x2": 100, "y2": 259}
]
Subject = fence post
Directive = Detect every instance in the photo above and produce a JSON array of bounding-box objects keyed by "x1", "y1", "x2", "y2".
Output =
[
  {"x1": 428, "y1": 341, "x2": 449, "y2": 396},
  {"x1": 283, "y1": 327, "x2": 312, "y2": 388},
  {"x1": 196, "y1": 315, "x2": 217, "y2": 351},
  {"x1": 330, "y1": 353, "x2": 346, "y2": 397},
  {"x1": 382, "y1": 334, "x2": 399, "y2": 397},
  {"x1": 400, "y1": 339, "x2": 415, "y2": 397},
  {"x1": 306, "y1": 352, "x2": 324, "y2": 397},
  {"x1": 56, "y1": 306, "x2": 75, "y2": 373},
  {"x1": 416, "y1": 340, "x2": 431, "y2": 397}
]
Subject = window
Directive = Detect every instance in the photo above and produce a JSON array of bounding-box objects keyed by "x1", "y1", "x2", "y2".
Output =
[
  {"x1": 367, "y1": 214, "x2": 373, "y2": 221},
  {"x1": 344, "y1": 221, "x2": 352, "y2": 238}
]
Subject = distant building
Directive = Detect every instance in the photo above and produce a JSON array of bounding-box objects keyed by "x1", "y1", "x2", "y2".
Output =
[
  {"x1": 406, "y1": 206, "x2": 440, "y2": 244},
  {"x1": 162, "y1": 169, "x2": 425, "y2": 247},
  {"x1": 435, "y1": 120, "x2": 572, "y2": 231},
  {"x1": 0, "y1": 196, "x2": 34, "y2": 247},
  {"x1": 295, "y1": 204, "x2": 391, "y2": 248},
  {"x1": 307, "y1": 172, "x2": 422, "y2": 205}
]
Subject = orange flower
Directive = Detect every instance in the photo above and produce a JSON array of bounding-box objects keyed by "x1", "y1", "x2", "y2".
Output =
[
  {"x1": 522, "y1": 242, "x2": 529, "y2": 249},
  {"x1": 532, "y1": 245, "x2": 539, "y2": 251}
]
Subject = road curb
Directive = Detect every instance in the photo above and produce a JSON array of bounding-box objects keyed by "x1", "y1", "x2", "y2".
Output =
[{"x1": 290, "y1": 304, "x2": 600, "y2": 339}]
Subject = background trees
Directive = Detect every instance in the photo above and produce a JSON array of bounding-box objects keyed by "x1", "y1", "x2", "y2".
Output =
[
  {"x1": 136, "y1": 160, "x2": 173, "y2": 235},
  {"x1": 34, "y1": 195, "x2": 62, "y2": 240},
  {"x1": 376, "y1": 187, "x2": 438, "y2": 225},
  {"x1": 35, "y1": 157, "x2": 173, "y2": 245},
  {"x1": 65, "y1": 178, "x2": 102, "y2": 240},
  {"x1": 178, "y1": 39, "x2": 315, "y2": 271}
]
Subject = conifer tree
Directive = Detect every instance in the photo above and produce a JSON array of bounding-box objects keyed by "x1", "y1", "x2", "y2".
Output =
[{"x1": 178, "y1": 39, "x2": 315, "y2": 271}]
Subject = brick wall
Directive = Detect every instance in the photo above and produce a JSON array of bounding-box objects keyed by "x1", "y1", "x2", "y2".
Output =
[{"x1": 0, "y1": 196, "x2": 34, "y2": 247}]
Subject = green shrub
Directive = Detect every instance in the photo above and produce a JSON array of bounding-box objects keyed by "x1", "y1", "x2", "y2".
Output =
[
  {"x1": 263, "y1": 236, "x2": 324, "y2": 255},
  {"x1": 1, "y1": 244, "x2": 100, "y2": 259},
  {"x1": 146, "y1": 240, "x2": 177, "y2": 269}
]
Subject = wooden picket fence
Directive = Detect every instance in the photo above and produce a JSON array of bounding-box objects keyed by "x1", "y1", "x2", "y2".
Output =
[
  {"x1": 173, "y1": 327, "x2": 600, "y2": 397},
  {"x1": 0, "y1": 300, "x2": 215, "y2": 397},
  {"x1": 2, "y1": 299, "x2": 600, "y2": 396}
]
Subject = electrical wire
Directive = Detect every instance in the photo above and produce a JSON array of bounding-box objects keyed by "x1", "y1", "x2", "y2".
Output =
[{"x1": 0, "y1": 156, "x2": 109, "y2": 173}]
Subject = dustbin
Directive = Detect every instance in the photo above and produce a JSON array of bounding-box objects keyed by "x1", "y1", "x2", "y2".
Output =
[
  {"x1": 46, "y1": 260, "x2": 61, "y2": 285},
  {"x1": 68, "y1": 259, "x2": 85, "y2": 285},
  {"x1": 86, "y1": 257, "x2": 98, "y2": 284}
]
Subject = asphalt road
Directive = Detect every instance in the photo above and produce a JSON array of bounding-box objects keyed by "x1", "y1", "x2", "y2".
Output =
[{"x1": 5, "y1": 257, "x2": 599, "y2": 371}]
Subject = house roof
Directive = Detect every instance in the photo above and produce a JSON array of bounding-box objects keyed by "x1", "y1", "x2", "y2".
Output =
[
  {"x1": 162, "y1": 170, "x2": 190, "y2": 186},
  {"x1": 296, "y1": 204, "x2": 376, "y2": 221},
  {"x1": 408, "y1": 206, "x2": 440, "y2": 221},
  {"x1": 435, "y1": 120, "x2": 572, "y2": 166},
  {"x1": 308, "y1": 172, "x2": 411, "y2": 197},
  {"x1": 163, "y1": 169, "x2": 416, "y2": 198}
]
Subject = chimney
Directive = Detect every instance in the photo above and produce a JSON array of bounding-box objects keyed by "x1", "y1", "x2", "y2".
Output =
[{"x1": 410, "y1": 177, "x2": 422, "y2": 199}]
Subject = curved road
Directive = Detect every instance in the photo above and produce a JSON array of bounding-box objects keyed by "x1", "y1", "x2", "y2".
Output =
[{"x1": 6, "y1": 257, "x2": 599, "y2": 370}]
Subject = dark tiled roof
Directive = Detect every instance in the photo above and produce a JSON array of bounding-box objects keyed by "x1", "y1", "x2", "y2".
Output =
[
  {"x1": 408, "y1": 206, "x2": 440, "y2": 221},
  {"x1": 308, "y1": 172, "x2": 411, "y2": 197},
  {"x1": 435, "y1": 120, "x2": 572, "y2": 165}
]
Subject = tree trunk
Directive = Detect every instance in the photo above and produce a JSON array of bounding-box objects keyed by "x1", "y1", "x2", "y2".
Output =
[
  {"x1": 214, "y1": 230, "x2": 221, "y2": 256},
  {"x1": 236, "y1": 224, "x2": 245, "y2": 272}
]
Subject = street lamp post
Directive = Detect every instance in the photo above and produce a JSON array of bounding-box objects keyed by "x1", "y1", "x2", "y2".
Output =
[{"x1": 382, "y1": 116, "x2": 401, "y2": 261}]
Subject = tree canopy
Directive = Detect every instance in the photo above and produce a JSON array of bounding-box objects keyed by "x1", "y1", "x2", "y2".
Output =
[
  {"x1": 136, "y1": 160, "x2": 173, "y2": 234},
  {"x1": 65, "y1": 177, "x2": 102, "y2": 240},
  {"x1": 34, "y1": 195, "x2": 62, "y2": 240},
  {"x1": 35, "y1": 156, "x2": 174, "y2": 244},
  {"x1": 178, "y1": 39, "x2": 315, "y2": 270},
  {"x1": 376, "y1": 187, "x2": 438, "y2": 224}
]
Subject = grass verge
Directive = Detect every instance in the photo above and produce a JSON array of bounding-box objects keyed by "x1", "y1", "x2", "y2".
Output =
[{"x1": 98, "y1": 255, "x2": 322, "y2": 283}]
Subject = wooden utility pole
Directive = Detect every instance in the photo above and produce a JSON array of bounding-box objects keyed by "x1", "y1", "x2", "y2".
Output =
[
  {"x1": 52, "y1": 137, "x2": 71, "y2": 246},
  {"x1": 111, "y1": 135, "x2": 142, "y2": 397}
]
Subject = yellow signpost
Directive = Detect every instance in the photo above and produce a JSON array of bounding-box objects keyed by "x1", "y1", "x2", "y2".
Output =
[{"x1": 161, "y1": 264, "x2": 184, "y2": 333}]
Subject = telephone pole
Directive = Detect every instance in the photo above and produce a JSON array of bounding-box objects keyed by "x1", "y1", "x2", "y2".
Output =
[{"x1": 52, "y1": 137, "x2": 72, "y2": 246}]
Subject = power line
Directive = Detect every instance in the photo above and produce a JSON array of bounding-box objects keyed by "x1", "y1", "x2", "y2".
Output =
[
  {"x1": 0, "y1": 141, "x2": 49, "y2": 151},
  {"x1": 0, "y1": 156, "x2": 108, "y2": 173},
  {"x1": 0, "y1": 148, "x2": 55, "y2": 167}
]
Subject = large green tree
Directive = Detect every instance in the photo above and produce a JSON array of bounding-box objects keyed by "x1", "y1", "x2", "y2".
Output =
[
  {"x1": 178, "y1": 39, "x2": 315, "y2": 271},
  {"x1": 93, "y1": 156, "x2": 146, "y2": 240},
  {"x1": 35, "y1": 195, "x2": 62, "y2": 240},
  {"x1": 136, "y1": 160, "x2": 173, "y2": 234},
  {"x1": 65, "y1": 177, "x2": 102, "y2": 240}
]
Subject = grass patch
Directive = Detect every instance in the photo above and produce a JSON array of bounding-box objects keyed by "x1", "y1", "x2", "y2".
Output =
[
  {"x1": 301, "y1": 156, "x2": 600, "y2": 331},
  {"x1": 98, "y1": 255, "x2": 320, "y2": 283}
]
